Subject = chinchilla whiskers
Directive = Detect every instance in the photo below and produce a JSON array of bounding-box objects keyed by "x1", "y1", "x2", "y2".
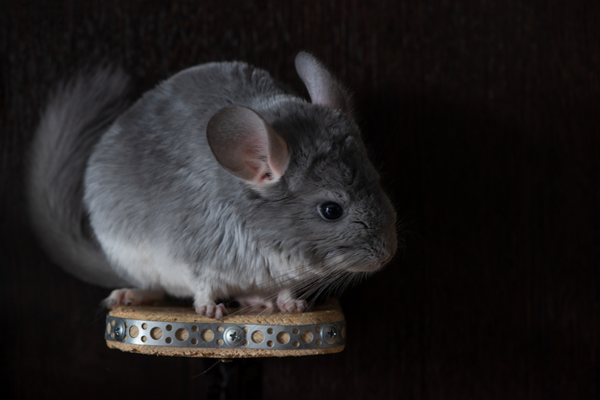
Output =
[
  {"x1": 223, "y1": 264, "x2": 344, "y2": 318},
  {"x1": 227, "y1": 268, "x2": 366, "y2": 322},
  {"x1": 290, "y1": 268, "x2": 352, "y2": 303},
  {"x1": 223, "y1": 255, "x2": 373, "y2": 320},
  {"x1": 222, "y1": 264, "x2": 335, "y2": 317},
  {"x1": 272, "y1": 263, "x2": 341, "y2": 294},
  {"x1": 296, "y1": 270, "x2": 361, "y2": 312},
  {"x1": 254, "y1": 270, "x2": 349, "y2": 321},
  {"x1": 312, "y1": 256, "x2": 373, "y2": 297},
  {"x1": 274, "y1": 255, "x2": 368, "y2": 300},
  {"x1": 305, "y1": 271, "x2": 353, "y2": 300}
]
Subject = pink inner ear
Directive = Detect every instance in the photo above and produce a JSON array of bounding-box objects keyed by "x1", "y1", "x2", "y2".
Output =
[
  {"x1": 207, "y1": 105, "x2": 289, "y2": 184},
  {"x1": 266, "y1": 127, "x2": 289, "y2": 179},
  {"x1": 244, "y1": 155, "x2": 269, "y2": 182},
  {"x1": 239, "y1": 134, "x2": 271, "y2": 182}
]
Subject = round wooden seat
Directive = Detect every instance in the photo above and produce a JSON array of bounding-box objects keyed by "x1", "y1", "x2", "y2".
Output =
[{"x1": 105, "y1": 298, "x2": 346, "y2": 358}]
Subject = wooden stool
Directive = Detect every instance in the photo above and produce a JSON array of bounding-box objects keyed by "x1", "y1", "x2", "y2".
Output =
[{"x1": 105, "y1": 298, "x2": 346, "y2": 358}]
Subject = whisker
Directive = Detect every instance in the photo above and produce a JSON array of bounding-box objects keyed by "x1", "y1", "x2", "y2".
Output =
[{"x1": 218, "y1": 255, "x2": 375, "y2": 323}]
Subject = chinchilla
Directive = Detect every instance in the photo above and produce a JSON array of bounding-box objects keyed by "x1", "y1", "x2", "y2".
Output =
[{"x1": 27, "y1": 52, "x2": 397, "y2": 319}]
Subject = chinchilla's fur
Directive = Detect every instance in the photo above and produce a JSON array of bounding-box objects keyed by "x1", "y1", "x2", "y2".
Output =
[
  {"x1": 27, "y1": 69, "x2": 132, "y2": 287},
  {"x1": 27, "y1": 52, "x2": 397, "y2": 319}
]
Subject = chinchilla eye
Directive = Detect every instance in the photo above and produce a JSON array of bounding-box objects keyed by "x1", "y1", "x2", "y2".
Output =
[{"x1": 319, "y1": 202, "x2": 344, "y2": 221}]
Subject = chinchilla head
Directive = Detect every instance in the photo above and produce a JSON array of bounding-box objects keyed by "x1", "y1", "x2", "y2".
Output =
[{"x1": 206, "y1": 52, "x2": 397, "y2": 277}]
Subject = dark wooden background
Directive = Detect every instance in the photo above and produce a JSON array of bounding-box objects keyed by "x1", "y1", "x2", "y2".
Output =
[{"x1": 2, "y1": 0, "x2": 598, "y2": 398}]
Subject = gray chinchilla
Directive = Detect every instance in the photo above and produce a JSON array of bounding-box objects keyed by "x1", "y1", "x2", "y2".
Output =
[{"x1": 27, "y1": 52, "x2": 397, "y2": 319}]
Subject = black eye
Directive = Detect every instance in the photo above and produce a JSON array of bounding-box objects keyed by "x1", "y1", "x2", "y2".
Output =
[{"x1": 319, "y1": 202, "x2": 344, "y2": 221}]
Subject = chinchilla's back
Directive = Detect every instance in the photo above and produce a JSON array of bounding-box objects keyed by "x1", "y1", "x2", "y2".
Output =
[{"x1": 26, "y1": 69, "x2": 133, "y2": 287}]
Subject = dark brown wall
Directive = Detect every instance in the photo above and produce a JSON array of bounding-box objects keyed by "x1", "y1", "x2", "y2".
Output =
[{"x1": 2, "y1": 1, "x2": 598, "y2": 399}]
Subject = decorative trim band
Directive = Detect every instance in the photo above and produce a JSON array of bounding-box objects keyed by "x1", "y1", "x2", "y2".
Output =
[{"x1": 105, "y1": 315, "x2": 346, "y2": 351}]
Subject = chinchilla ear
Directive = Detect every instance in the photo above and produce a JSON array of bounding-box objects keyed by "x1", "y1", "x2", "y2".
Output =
[
  {"x1": 207, "y1": 105, "x2": 289, "y2": 185},
  {"x1": 295, "y1": 51, "x2": 353, "y2": 118}
]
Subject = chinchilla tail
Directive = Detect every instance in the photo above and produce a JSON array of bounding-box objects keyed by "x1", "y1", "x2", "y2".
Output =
[{"x1": 26, "y1": 68, "x2": 133, "y2": 288}]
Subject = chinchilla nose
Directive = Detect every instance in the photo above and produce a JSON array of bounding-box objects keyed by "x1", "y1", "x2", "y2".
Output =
[
  {"x1": 380, "y1": 225, "x2": 398, "y2": 265},
  {"x1": 375, "y1": 205, "x2": 398, "y2": 265}
]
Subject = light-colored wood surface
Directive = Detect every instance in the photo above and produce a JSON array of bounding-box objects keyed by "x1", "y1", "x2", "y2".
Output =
[{"x1": 108, "y1": 297, "x2": 345, "y2": 325}]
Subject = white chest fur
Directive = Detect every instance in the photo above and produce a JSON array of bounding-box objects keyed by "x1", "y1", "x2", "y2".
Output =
[{"x1": 99, "y1": 235, "x2": 197, "y2": 297}]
